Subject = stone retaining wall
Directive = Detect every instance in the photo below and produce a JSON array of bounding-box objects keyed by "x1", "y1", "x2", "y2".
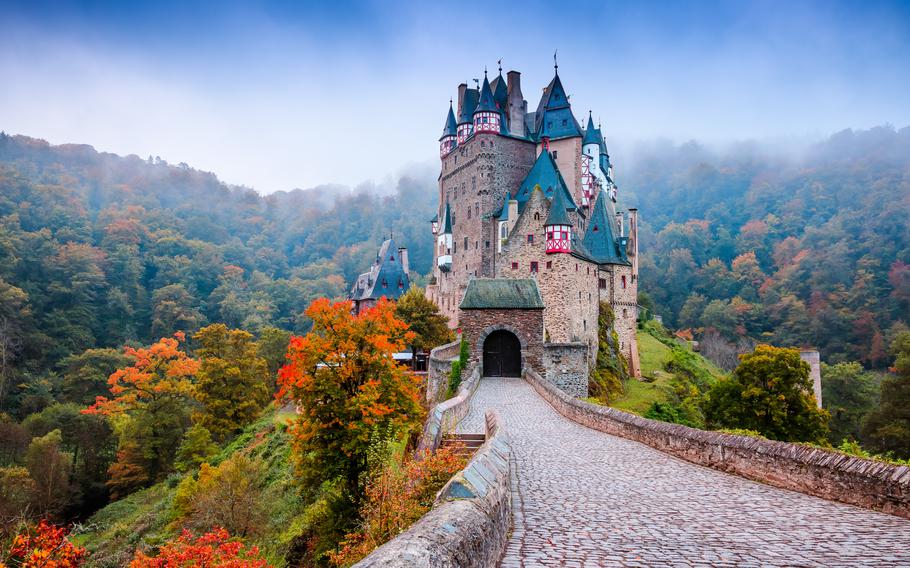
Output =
[
  {"x1": 542, "y1": 342, "x2": 589, "y2": 397},
  {"x1": 354, "y1": 410, "x2": 512, "y2": 568},
  {"x1": 525, "y1": 368, "x2": 910, "y2": 519},
  {"x1": 427, "y1": 338, "x2": 461, "y2": 404},
  {"x1": 417, "y1": 366, "x2": 481, "y2": 452}
]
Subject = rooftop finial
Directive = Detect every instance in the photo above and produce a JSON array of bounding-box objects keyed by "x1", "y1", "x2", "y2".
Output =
[
  {"x1": 498, "y1": 59, "x2": 502, "y2": 74},
  {"x1": 484, "y1": 66, "x2": 487, "y2": 78},
  {"x1": 554, "y1": 49, "x2": 558, "y2": 73}
]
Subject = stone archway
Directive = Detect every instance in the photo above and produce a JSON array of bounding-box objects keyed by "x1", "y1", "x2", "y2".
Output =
[{"x1": 482, "y1": 329, "x2": 522, "y2": 377}]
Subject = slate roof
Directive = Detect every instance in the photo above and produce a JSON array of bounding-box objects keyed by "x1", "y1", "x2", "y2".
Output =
[
  {"x1": 532, "y1": 73, "x2": 582, "y2": 141},
  {"x1": 442, "y1": 202, "x2": 452, "y2": 233},
  {"x1": 544, "y1": 178, "x2": 572, "y2": 226},
  {"x1": 583, "y1": 113, "x2": 601, "y2": 146},
  {"x1": 460, "y1": 278, "x2": 545, "y2": 309},
  {"x1": 440, "y1": 102, "x2": 457, "y2": 140},
  {"x1": 583, "y1": 190, "x2": 630, "y2": 266},
  {"x1": 458, "y1": 88, "x2": 479, "y2": 124},
  {"x1": 349, "y1": 237, "x2": 411, "y2": 301},
  {"x1": 513, "y1": 151, "x2": 578, "y2": 213},
  {"x1": 491, "y1": 73, "x2": 508, "y2": 109},
  {"x1": 474, "y1": 74, "x2": 497, "y2": 113}
]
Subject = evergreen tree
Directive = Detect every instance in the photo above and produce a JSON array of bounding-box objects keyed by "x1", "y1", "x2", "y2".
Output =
[{"x1": 861, "y1": 332, "x2": 910, "y2": 458}]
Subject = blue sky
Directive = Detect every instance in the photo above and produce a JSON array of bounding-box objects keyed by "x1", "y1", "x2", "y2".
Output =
[{"x1": 1, "y1": 0, "x2": 908, "y2": 192}]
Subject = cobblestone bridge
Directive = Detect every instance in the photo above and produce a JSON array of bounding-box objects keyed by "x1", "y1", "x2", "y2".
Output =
[{"x1": 455, "y1": 377, "x2": 910, "y2": 567}]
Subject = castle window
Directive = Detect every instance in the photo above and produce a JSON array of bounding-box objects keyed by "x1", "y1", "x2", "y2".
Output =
[
  {"x1": 475, "y1": 203, "x2": 479, "y2": 215},
  {"x1": 586, "y1": 267, "x2": 590, "y2": 275},
  {"x1": 552, "y1": 151, "x2": 558, "y2": 159},
  {"x1": 534, "y1": 212, "x2": 540, "y2": 221},
  {"x1": 622, "y1": 275, "x2": 627, "y2": 289},
  {"x1": 599, "y1": 278, "x2": 607, "y2": 289},
  {"x1": 593, "y1": 224, "x2": 599, "y2": 232},
  {"x1": 623, "y1": 308, "x2": 628, "y2": 318},
  {"x1": 546, "y1": 261, "x2": 552, "y2": 269},
  {"x1": 399, "y1": 280, "x2": 404, "y2": 289},
  {"x1": 575, "y1": 263, "x2": 579, "y2": 271},
  {"x1": 530, "y1": 261, "x2": 538, "y2": 273},
  {"x1": 467, "y1": 207, "x2": 471, "y2": 219},
  {"x1": 511, "y1": 262, "x2": 518, "y2": 270},
  {"x1": 481, "y1": 140, "x2": 486, "y2": 147},
  {"x1": 485, "y1": 241, "x2": 490, "y2": 248},
  {"x1": 381, "y1": 279, "x2": 388, "y2": 288},
  {"x1": 583, "y1": 320, "x2": 586, "y2": 331},
  {"x1": 453, "y1": 242, "x2": 457, "y2": 253},
  {"x1": 475, "y1": 241, "x2": 478, "y2": 249},
  {"x1": 527, "y1": 234, "x2": 534, "y2": 244},
  {"x1": 464, "y1": 237, "x2": 468, "y2": 250},
  {"x1": 472, "y1": 177, "x2": 476, "y2": 191}
]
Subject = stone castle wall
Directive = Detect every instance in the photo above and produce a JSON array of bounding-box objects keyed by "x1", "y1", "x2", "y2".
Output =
[
  {"x1": 426, "y1": 338, "x2": 461, "y2": 405},
  {"x1": 547, "y1": 137, "x2": 583, "y2": 207},
  {"x1": 355, "y1": 410, "x2": 512, "y2": 567},
  {"x1": 434, "y1": 134, "x2": 536, "y2": 327},
  {"x1": 459, "y1": 308, "x2": 543, "y2": 374},
  {"x1": 525, "y1": 368, "x2": 910, "y2": 519},
  {"x1": 496, "y1": 188, "x2": 599, "y2": 352},
  {"x1": 542, "y1": 343, "x2": 589, "y2": 397}
]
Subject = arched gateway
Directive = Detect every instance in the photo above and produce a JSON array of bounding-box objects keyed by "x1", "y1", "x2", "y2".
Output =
[{"x1": 482, "y1": 329, "x2": 522, "y2": 377}]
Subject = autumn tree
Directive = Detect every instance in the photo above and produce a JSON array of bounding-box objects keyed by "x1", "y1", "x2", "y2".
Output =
[
  {"x1": 0, "y1": 467, "x2": 35, "y2": 536},
  {"x1": 3, "y1": 520, "x2": 86, "y2": 568},
  {"x1": 256, "y1": 327, "x2": 291, "y2": 390},
  {"x1": 129, "y1": 528, "x2": 269, "y2": 568},
  {"x1": 84, "y1": 333, "x2": 198, "y2": 490},
  {"x1": 24, "y1": 430, "x2": 71, "y2": 516},
  {"x1": 174, "y1": 425, "x2": 218, "y2": 473},
  {"x1": 393, "y1": 286, "x2": 453, "y2": 365},
  {"x1": 192, "y1": 324, "x2": 269, "y2": 442},
  {"x1": 705, "y1": 345, "x2": 830, "y2": 443},
  {"x1": 277, "y1": 298, "x2": 424, "y2": 548},
  {"x1": 175, "y1": 454, "x2": 266, "y2": 537},
  {"x1": 57, "y1": 348, "x2": 133, "y2": 406},
  {"x1": 861, "y1": 332, "x2": 910, "y2": 458}
]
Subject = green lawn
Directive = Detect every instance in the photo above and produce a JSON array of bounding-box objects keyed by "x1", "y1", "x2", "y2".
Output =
[{"x1": 609, "y1": 331, "x2": 674, "y2": 414}]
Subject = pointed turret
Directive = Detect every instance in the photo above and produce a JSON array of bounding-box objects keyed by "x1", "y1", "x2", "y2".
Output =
[
  {"x1": 544, "y1": 181, "x2": 573, "y2": 254},
  {"x1": 534, "y1": 70, "x2": 582, "y2": 141},
  {"x1": 491, "y1": 71, "x2": 508, "y2": 110},
  {"x1": 583, "y1": 112, "x2": 601, "y2": 146},
  {"x1": 473, "y1": 71, "x2": 503, "y2": 134},
  {"x1": 457, "y1": 85, "x2": 479, "y2": 143},
  {"x1": 582, "y1": 190, "x2": 630, "y2": 266},
  {"x1": 436, "y1": 202, "x2": 453, "y2": 272},
  {"x1": 439, "y1": 101, "x2": 458, "y2": 157}
]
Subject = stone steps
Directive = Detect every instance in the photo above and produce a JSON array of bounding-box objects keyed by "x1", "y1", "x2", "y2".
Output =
[{"x1": 441, "y1": 433, "x2": 485, "y2": 457}]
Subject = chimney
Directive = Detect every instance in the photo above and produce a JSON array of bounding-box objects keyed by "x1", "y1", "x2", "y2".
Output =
[
  {"x1": 398, "y1": 247, "x2": 409, "y2": 275},
  {"x1": 507, "y1": 70, "x2": 526, "y2": 137},
  {"x1": 508, "y1": 199, "x2": 518, "y2": 228},
  {"x1": 616, "y1": 212, "x2": 624, "y2": 237},
  {"x1": 457, "y1": 83, "x2": 467, "y2": 118}
]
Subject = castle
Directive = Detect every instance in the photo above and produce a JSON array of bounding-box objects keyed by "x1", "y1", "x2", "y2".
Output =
[
  {"x1": 425, "y1": 63, "x2": 641, "y2": 393},
  {"x1": 349, "y1": 237, "x2": 411, "y2": 315}
]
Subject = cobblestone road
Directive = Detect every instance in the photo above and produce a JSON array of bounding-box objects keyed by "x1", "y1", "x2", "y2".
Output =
[{"x1": 456, "y1": 377, "x2": 910, "y2": 567}]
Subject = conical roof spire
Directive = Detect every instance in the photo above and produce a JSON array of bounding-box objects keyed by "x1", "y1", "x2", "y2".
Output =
[
  {"x1": 474, "y1": 71, "x2": 497, "y2": 114},
  {"x1": 583, "y1": 111, "x2": 601, "y2": 146},
  {"x1": 440, "y1": 100, "x2": 457, "y2": 140},
  {"x1": 442, "y1": 201, "x2": 453, "y2": 234},
  {"x1": 544, "y1": 179, "x2": 573, "y2": 226}
]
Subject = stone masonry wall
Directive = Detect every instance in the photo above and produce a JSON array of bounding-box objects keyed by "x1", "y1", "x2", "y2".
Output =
[
  {"x1": 459, "y1": 308, "x2": 543, "y2": 374},
  {"x1": 434, "y1": 133, "x2": 536, "y2": 327},
  {"x1": 525, "y1": 368, "x2": 910, "y2": 519},
  {"x1": 496, "y1": 188, "x2": 599, "y2": 352},
  {"x1": 426, "y1": 338, "x2": 461, "y2": 405},
  {"x1": 599, "y1": 263, "x2": 639, "y2": 375},
  {"x1": 354, "y1": 410, "x2": 512, "y2": 568},
  {"x1": 547, "y1": 137, "x2": 583, "y2": 208},
  {"x1": 543, "y1": 343, "x2": 589, "y2": 397}
]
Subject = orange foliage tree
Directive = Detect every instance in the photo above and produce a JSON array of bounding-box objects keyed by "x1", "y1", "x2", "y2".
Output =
[
  {"x1": 129, "y1": 528, "x2": 269, "y2": 568},
  {"x1": 328, "y1": 447, "x2": 466, "y2": 566},
  {"x1": 84, "y1": 333, "x2": 199, "y2": 493},
  {"x1": 3, "y1": 520, "x2": 86, "y2": 568},
  {"x1": 276, "y1": 298, "x2": 424, "y2": 532}
]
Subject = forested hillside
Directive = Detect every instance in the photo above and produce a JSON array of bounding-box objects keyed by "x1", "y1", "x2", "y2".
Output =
[
  {"x1": 0, "y1": 133, "x2": 436, "y2": 417},
  {"x1": 622, "y1": 126, "x2": 910, "y2": 367}
]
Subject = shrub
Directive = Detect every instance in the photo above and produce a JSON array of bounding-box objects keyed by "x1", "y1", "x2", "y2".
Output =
[{"x1": 129, "y1": 527, "x2": 270, "y2": 567}]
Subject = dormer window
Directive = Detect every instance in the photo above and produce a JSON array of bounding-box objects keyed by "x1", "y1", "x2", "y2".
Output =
[{"x1": 381, "y1": 279, "x2": 388, "y2": 288}]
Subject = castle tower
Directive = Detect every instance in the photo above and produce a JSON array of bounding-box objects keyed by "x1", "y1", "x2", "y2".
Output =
[
  {"x1": 544, "y1": 182, "x2": 572, "y2": 254},
  {"x1": 473, "y1": 72, "x2": 503, "y2": 134},
  {"x1": 440, "y1": 101, "x2": 457, "y2": 157}
]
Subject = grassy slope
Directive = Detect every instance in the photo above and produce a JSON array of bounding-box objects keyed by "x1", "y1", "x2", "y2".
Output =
[
  {"x1": 609, "y1": 326, "x2": 726, "y2": 415},
  {"x1": 74, "y1": 407, "x2": 304, "y2": 568}
]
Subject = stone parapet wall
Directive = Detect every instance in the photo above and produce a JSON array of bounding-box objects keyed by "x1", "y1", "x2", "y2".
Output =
[
  {"x1": 354, "y1": 410, "x2": 512, "y2": 568},
  {"x1": 418, "y1": 366, "x2": 481, "y2": 453},
  {"x1": 542, "y1": 342, "x2": 589, "y2": 397},
  {"x1": 426, "y1": 338, "x2": 461, "y2": 404},
  {"x1": 525, "y1": 368, "x2": 910, "y2": 519}
]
